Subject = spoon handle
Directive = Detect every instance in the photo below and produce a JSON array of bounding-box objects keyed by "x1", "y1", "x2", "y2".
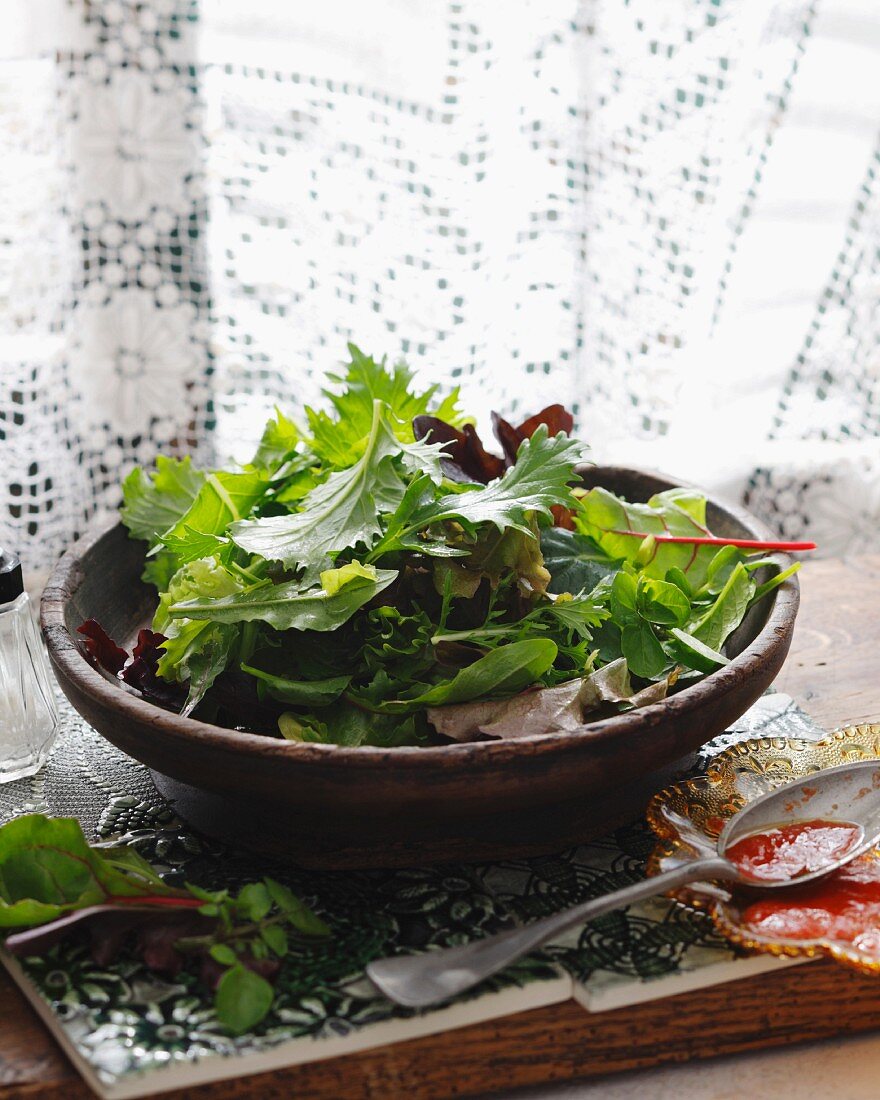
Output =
[{"x1": 367, "y1": 855, "x2": 732, "y2": 1008}]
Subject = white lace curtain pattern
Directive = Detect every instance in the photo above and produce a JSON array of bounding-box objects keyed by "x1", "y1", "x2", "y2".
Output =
[{"x1": 2, "y1": 0, "x2": 879, "y2": 569}]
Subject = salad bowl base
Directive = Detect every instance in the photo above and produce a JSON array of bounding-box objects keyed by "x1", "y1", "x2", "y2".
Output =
[{"x1": 149, "y1": 751, "x2": 700, "y2": 868}]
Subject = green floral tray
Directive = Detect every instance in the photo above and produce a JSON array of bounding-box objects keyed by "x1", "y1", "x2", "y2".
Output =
[{"x1": 0, "y1": 691, "x2": 819, "y2": 1098}]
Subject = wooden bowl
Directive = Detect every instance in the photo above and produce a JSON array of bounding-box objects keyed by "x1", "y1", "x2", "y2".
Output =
[{"x1": 41, "y1": 468, "x2": 799, "y2": 869}]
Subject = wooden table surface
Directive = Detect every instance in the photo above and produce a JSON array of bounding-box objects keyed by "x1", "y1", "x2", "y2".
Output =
[{"x1": 3, "y1": 554, "x2": 880, "y2": 1100}]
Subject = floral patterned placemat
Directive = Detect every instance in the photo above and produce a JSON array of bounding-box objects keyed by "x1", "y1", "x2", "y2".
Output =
[{"x1": 0, "y1": 690, "x2": 821, "y2": 1098}]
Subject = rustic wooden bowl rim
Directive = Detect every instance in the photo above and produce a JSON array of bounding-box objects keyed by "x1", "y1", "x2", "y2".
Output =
[{"x1": 41, "y1": 468, "x2": 799, "y2": 768}]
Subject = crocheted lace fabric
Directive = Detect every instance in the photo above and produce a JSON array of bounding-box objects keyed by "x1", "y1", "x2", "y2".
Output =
[{"x1": 2, "y1": 0, "x2": 879, "y2": 569}]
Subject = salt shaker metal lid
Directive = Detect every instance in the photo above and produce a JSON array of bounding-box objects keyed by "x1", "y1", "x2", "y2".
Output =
[{"x1": 0, "y1": 547, "x2": 24, "y2": 604}]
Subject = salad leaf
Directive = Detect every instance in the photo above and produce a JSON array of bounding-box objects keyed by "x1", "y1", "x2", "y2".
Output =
[
  {"x1": 428, "y1": 656, "x2": 674, "y2": 742},
  {"x1": 242, "y1": 665, "x2": 351, "y2": 706},
  {"x1": 162, "y1": 470, "x2": 268, "y2": 553},
  {"x1": 541, "y1": 527, "x2": 618, "y2": 595},
  {"x1": 689, "y1": 561, "x2": 755, "y2": 651},
  {"x1": 385, "y1": 639, "x2": 559, "y2": 712},
  {"x1": 307, "y1": 344, "x2": 463, "y2": 467},
  {"x1": 231, "y1": 401, "x2": 444, "y2": 579},
  {"x1": 575, "y1": 487, "x2": 720, "y2": 588},
  {"x1": 278, "y1": 704, "x2": 425, "y2": 747},
  {"x1": 251, "y1": 408, "x2": 300, "y2": 473},
  {"x1": 0, "y1": 815, "x2": 329, "y2": 1036},
  {"x1": 169, "y1": 569, "x2": 398, "y2": 631},
  {"x1": 666, "y1": 628, "x2": 729, "y2": 673},
  {"x1": 121, "y1": 456, "x2": 205, "y2": 547},
  {"x1": 0, "y1": 815, "x2": 185, "y2": 928},
  {"x1": 372, "y1": 426, "x2": 586, "y2": 558},
  {"x1": 104, "y1": 345, "x2": 806, "y2": 747},
  {"x1": 621, "y1": 620, "x2": 667, "y2": 679}
]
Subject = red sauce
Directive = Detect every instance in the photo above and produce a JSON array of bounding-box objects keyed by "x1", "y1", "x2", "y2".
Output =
[
  {"x1": 741, "y1": 854, "x2": 880, "y2": 952},
  {"x1": 726, "y1": 819, "x2": 863, "y2": 883}
]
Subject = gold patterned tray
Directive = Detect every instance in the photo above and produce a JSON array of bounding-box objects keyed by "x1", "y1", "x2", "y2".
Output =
[{"x1": 646, "y1": 724, "x2": 880, "y2": 974}]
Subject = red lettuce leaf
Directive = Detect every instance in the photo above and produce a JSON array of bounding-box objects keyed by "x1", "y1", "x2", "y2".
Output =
[
  {"x1": 76, "y1": 620, "x2": 129, "y2": 675},
  {"x1": 120, "y1": 628, "x2": 168, "y2": 691},
  {"x1": 413, "y1": 415, "x2": 505, "y2": 483}
]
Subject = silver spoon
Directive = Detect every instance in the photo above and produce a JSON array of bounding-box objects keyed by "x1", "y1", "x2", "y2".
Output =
[{"x1": 367, "y1": 758, "x2": 880, "y2": 1008}]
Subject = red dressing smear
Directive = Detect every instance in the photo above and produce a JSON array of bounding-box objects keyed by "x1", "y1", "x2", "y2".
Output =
[
  {"x1": 726, "y1": 819, "x2": 863, "y2": 883},
  {"x1": 741, "y1": 855, "x2": 880, "y2": 952},
  {"x1": 725, "y1": 819, "x2": 880, "y2": 952}
]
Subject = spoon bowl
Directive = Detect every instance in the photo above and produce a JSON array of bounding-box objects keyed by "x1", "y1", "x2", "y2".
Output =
[
  {"x1": 713, "y1": 759, "x2": 880, "y2": 887},
  {"x1": 367, "y1": 758, "x2": 880, "y2": 1008}
]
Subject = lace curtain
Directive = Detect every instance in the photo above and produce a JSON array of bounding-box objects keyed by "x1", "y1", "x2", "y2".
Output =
[{"x1": 2, "y1": 0, "x2": 879, "y2": 571}]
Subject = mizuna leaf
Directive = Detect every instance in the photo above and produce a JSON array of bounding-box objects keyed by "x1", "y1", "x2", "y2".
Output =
[
  {"x1": 250, "y1": 407, "x2": 301, "y2": 473},
  {"x1": 230, "y1": 401, "x2": 444, "y2": 580},
  {"x1": 169, "y1": 569, "x2": 398, "y2": 631},
  {"x1": 307, "y1": 344, "x2": 464, "y2": 467}
]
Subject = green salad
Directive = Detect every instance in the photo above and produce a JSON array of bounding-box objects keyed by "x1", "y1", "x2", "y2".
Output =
[{"x1": 85, "y1": 345, "x2": 800, "y2": 747}]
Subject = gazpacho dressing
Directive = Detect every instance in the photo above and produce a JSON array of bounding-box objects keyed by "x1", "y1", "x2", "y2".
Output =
[
  {"x1": 725, "y1": 818, "x2": 880, "y2": 952},
  {"x1": 726, "y1": 819, "x2": 863, "y2": 883}
]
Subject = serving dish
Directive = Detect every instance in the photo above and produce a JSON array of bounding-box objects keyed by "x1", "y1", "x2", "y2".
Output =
[
  {"x1": 647, "y1": 724, "x2": 880, "y2": 974},
  {"x1": 41, "y1": 467, "x2": 799, "y2": 868}
]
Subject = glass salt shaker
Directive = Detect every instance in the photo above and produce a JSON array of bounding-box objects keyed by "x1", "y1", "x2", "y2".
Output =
[{"x1": 0, "y1": 548, "x2": 59, "y2": 781}]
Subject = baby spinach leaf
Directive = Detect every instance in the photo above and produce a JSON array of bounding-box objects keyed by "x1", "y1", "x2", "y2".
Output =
[
  {"x1": 391, "y1": 638, "x2": 558, "y2": 711},
  {"x1": 666, "y1": 628, "x2": 729, "y2": 673},
  {"x1": 665, "y1": 566, "x2": 693, "y2": 599},
  {"x1": 704, "y1": 544, "x2": 745, "y2": 595},
  {"x1": 621, "y1": 620, "x2": 667, "y2": 679},
  {"x1": 636, "y1": 576, "x2": 690, "y2": 627},
  {"x1": 610, "y1": 570, "x2": 638, "y2": 623},
  {"x1": 241, "y1": 665, "x2": 351, "y2": 706},
  {"x1": 170, "y1": 569, "x2": 398, "y2": 632},
  {"x1": 541, "y1": 527, "x2": 619, "y2": 595},
  {"x1": 689, "y1": 562, "x2": 755, "y2": 652}
]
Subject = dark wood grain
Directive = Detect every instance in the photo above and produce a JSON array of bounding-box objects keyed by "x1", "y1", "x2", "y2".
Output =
[
  {"x1": 39, "y1": 468, "x2": 799, "y2": 868},
  {"x1": 0, "y1": 552, "x2": 868, "y2": 1100}
]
